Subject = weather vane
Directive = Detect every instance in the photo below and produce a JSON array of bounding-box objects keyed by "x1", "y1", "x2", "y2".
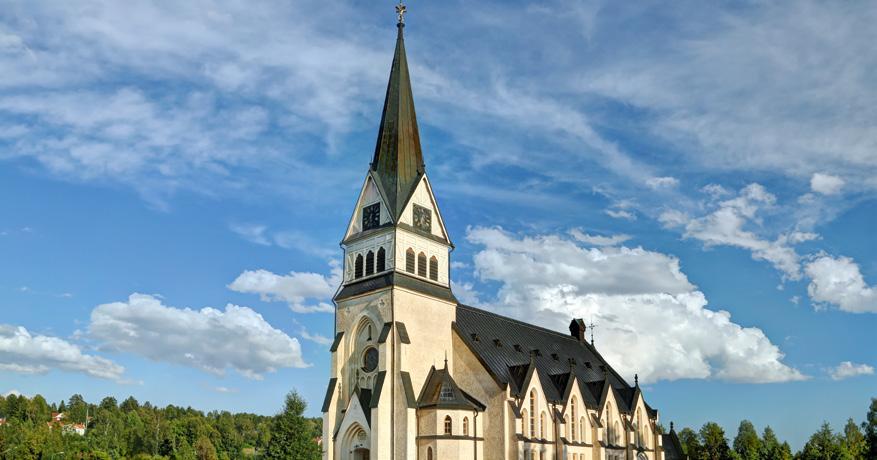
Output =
[{"x1": 395, "y1": 1, "x2": 407, "y2": 25}]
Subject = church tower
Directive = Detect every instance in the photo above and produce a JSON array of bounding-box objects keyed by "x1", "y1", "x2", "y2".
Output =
[{"x1": 322, "y1": 6, "x2": 458, "y2": 459}]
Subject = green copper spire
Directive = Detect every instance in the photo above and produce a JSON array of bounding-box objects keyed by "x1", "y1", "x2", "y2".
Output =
[{"x1": 370, "y1": 14, "x2": 425, "y2": 221}]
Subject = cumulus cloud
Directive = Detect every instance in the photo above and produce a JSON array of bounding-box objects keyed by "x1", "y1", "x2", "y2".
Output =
[
  {"x1": 228, "y1": 262, "x2": 341, "y2": 313},
  {"x1": 829, "y1": 361, "x2": 874, "y2": 380},
  {"x1": 89, "y1": 294, "x2": 308, "y2": 379},
  {"x1": 664, "y1": 184, "x2": 816, "y2": 280},
  {"x1": 466, "y1": 227, "x2": 805, "y2": 384},
  {"x1": 645, "y1": 176, "x2": 680, "y2": 190},
  {"x1": 805, "y1": 255, "x2": 877, "y2": 313},
  {"x1": 569, "y1": 229, "x2": 631, "y2": 247},
  {"x1": 605, "y1": 209, "x2": 636, "y2": 221},
  {"x1": 0, "y1": 324, "x2": 124, "y2": 381},
  {"x1": 810, "y1": 173, "x2": 845, "y2": 196}
]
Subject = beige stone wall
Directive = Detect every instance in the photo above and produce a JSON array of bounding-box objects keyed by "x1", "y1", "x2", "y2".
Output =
[{"x1": 452, "y1": 331, "x2": 512, "y2": 460}]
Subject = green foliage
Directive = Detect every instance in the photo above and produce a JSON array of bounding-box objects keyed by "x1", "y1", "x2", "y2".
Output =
[
  {"x1": 733, "y1": 420, "x2": 762, "y2": 460},
  {"x1": 679, "y1": 427, "x2": 703, "y2": 458},
  {"x1": 760, "y1": 426, "x2": 792, "y2": 460},
  {"x1": 839, "y1": 418, "x2": 866, "y2": 459},
  {"x1": 700, "y1": 422, "x2": 733, "y2": 460},
  {"x1": 264, "y1": 391, "x2": 321, "y2": 460},
  {"x1": 798, "y1": 422, "x2": 842, "y2": 460},
  {"x1": 864, "y1": 398, "x2": 877, "y2": 460},
  {"x1": 0, "y1": 390, "x2": 321, "y2": 459}
]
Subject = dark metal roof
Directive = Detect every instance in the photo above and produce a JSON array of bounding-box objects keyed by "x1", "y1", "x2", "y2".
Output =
[
  {"x1": 335, "y1": 271, "x2": 457, "y2": 303},
  {"x1": 370, "y1": 23, "x2": 424, "y2": 221},
  {"x1": 662, "y1": 428, "x2": 686, "y2": 460},
  {"x1": 417, "y1": 364, "x2": 486, "y2": 411},
  {"x1": 321, "y1": 378, "x2": 337, "y2": 413},
  {"x1": 454, "y1": 304, "x2": 638, "y2": 411},
  {"x1": 330, "y1": 332, "x2": 344, "y2": 352}
]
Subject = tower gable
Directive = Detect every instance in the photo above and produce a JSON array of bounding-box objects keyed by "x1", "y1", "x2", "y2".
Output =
[{"x1": 344, "y1": 173, "x2": 393, "y2": 242}]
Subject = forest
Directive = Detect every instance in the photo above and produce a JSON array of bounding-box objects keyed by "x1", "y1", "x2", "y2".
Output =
[
  {"x1": 1, "y1": 391, "x2": 874, "y2": 459},
  {"x1": 0, "y1": 390, "x2": 322, "y2": 459},
  {"x1": 671, "y1": 398, "x2": 877, "y2": 460}
]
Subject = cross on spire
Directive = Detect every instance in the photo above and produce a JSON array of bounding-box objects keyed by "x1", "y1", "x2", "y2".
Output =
[
  {"x1": 395, "y1": 1, "x2": 407, "y2": 25},
  {"x1": 587, "y1": 318, "x2": 597, "y2": 345}
]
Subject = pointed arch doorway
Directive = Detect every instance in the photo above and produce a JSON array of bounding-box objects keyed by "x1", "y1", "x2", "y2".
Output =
[{"x1": 353, "y1": 448, "x2": 370, "y2": 460}]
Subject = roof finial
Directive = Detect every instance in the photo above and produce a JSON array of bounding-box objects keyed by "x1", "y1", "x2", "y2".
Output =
[
  {"x1": 670, "y1": 421, "x2": 674, "y2": 432},
  {"x1": 634, "y1": 374, "x2": 639, "y2": 387},
  {"x1": 444, "y1": 351, "x2": 448, "y2": 369},
  {"x1": 395, "y1": 1, "x2": 407, "y2": 26},
  {"x1": 587, "y1": 317, "x2": 597, "y2": 346}
]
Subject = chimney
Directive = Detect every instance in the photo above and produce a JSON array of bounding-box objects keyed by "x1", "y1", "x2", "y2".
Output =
[{"x1": 569, "y1": 318, "x2": 586, "y2": 342}]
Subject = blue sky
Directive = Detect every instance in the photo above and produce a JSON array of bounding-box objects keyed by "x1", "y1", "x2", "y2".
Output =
[{"x1": 1, "y1": 0, "x2": 876, "y2": 449}]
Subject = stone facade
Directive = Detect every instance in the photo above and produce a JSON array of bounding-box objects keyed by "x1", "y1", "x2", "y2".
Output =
[{"x1": 321, "y1": 16, "x2": 666, "y2": 460}]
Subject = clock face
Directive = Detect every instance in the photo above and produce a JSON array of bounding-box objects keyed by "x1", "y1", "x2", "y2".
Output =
[
  {"x1": 362, "y1": 347, "x2": 379, "y2": 373},
  {"x1": 413, "y1": 205, "x2": 432, "y2": 233},
  {"x1": 362, "y1": 203, "x2": 380, "y2": 231}
]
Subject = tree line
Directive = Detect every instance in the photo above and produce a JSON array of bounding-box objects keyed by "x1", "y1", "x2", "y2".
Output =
[
  {"x1": 674, "y1": 398, "x2": 877, "y2": 460},
  {"x1": 0, "y1": 390, "x2": 322, "y2": 459}
]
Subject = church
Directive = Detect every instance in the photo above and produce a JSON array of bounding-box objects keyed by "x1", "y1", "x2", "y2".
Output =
[{"x1": 321, "y1": 7, "x2": 671, "y2": 460}]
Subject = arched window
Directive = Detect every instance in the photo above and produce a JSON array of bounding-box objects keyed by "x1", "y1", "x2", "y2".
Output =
[
  {"x1": 636, "y1": 408, "x2": 642, "y2": 447},
  {"x1": 444, "y1": 416, "x2": 452, "y2": 435},
  {"x1": 376, "y1": 247, "x2": 386, "y2": 272},
  {"x1": 529, "y1": 390, "x2": 536, "y2": 437},
  {"x1": 463, "y1": 416, "x2": 469, "y2": 436},
  {"x1": 580, "y1": 416, "x2": 586, "y2": 443},
  {"x1": 522, "y1": 409, "x2": 528, "y2": 437},
  {"x1": 571, "y1": 396, "x2": 578, "y2": 441},
  {"x1": 427, "y1": 447, "x2": 433, "y2": 460},
  {"x1": 614, "y1": 421, "x2": 621, "y2": 445},
  {"x1": 354, "y1": 254, "x2": 364, "y2": 279},
  {"x1": 429, "y1": 256, "x2": 439, "y2": 281},
  {"x1": 405, "y1": 249, "x2": 415, "y2": 273},
  {"x1": 540, "y1": 411, "x2": 546, "y2": 439},
  {"x1": 417, "y1": 252, "x2": 427, "y2": 277},
  {"x1": 365, "y1": 251, "x2": 374, "y2": 276}
]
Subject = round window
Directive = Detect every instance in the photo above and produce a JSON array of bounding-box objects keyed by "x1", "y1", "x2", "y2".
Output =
[{"x1": 362, "y1": 347, "x2": 379, "y2": 373}]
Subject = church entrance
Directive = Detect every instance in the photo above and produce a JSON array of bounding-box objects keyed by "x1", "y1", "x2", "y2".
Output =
[{"x1": 353, "y1": 448, "x2": 370, "y2": 460}]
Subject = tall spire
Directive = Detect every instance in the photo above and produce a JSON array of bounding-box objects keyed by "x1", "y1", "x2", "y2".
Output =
[{"x1": 370, "y1": 4, "x2": 425, "y2": 221}]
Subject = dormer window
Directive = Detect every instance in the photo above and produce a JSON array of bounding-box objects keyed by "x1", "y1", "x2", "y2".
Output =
[
  {"x1": 362, "y1": 203, "x2": 380, "y2": 231},
  {"x1": 439, "y1": 384, "x2": 454, "y2": 401}
]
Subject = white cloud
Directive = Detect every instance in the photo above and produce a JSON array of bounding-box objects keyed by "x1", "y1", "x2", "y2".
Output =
[
  {"x1": 214, "y1": 386, "x2": 239, "y2": 393},
  {"x1": 292, "y1": 319, "x2": 333, "y2": 346},
  {"x1": 0, "y1": 324, "x2": 124, "y2": 381},
  {"x1": 2, "y1": 390, "x2": 23, "y2": 397},
  {"x1": 805, "y1": 255, "x2": 877, "y2": 313},
  {"x1": 229, "y1": 223, "x2": 270, "y2": 246},
  {"x1": 569, "y1": 229, "x2": 631, "y2": 246},
  {"x1": 605, "y1": 209, "x2": 636, "y2": 221},
  {"x1": 89, "y1": 293, "x2": 308, "y2": 379},
  {"x1": 228, "y1": 262, "x2": 341, "y2": 313},
  {"x1": 466, "y1": 226, "x2": 805, "y2": 384},
  {"x1": 645, "y1": 176, "x2": 679, "y2": 190},
  {"x1": 829, "y1": 361, "x2": 875, "y2": 380},
  {"x1": 670, "y1": 184, "x2": 814, "y2": 280},
  {"x1": 810, "y1": 173, "x2": 845, "y2": 196}
]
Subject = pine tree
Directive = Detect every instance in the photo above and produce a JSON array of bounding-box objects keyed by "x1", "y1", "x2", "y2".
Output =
[
  {"x1": 679, "y1": 427, "x2": 703, "y2": 459},
  {"x1": 864, "y1": 398, "x2": 877, "y2": 460},
  {"x1": 759, "y1": 426, "x2": 791, "y2": 460},
  {"x1": 734, "y1": 420, "x2": 762, "y2": 460},
  {"x1": 264, "y1": 391, "x2": 321, "y2": 460},
  {"x1": 700, "y1": 422, "x2": 733, "y2": 460},
  {"x1": 839, "y1": 418, "x2": 866, "y2": 459},
  {"x1": 799, "y1": 422, "x2": 842, "y2": 460}
]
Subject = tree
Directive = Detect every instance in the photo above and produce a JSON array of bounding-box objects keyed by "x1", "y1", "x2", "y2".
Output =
[
  {"x1": 734, "y1": 420, "x2": 762, "y2": 460},
  {"x1": 679, "y1": 427, "x2": 703, "y2": 459},
  {"x1": 799, "y1": 422, "x2": 841, "y2": 460},
  {"x1": 264, "y1": 391, "x2": 320, "y2": 460},
  {"x1": 864, "y1": 398, "x2": 877, "y2": 460},
  {"x1": 194, "y1": 436, "x2": 218, "y2": 460},
  {"x1": 759, "y1": 426, "x2": 791, "y2": 460},
  {"x1": 839, "y1": 418, "x2": 866, "y2": 459},
  {"x1": 700, "y1": 422, "x2": 733, "y2": 460},
  {"x1": 120, "y1": 396, "x2": 140, "y2": 413}
]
